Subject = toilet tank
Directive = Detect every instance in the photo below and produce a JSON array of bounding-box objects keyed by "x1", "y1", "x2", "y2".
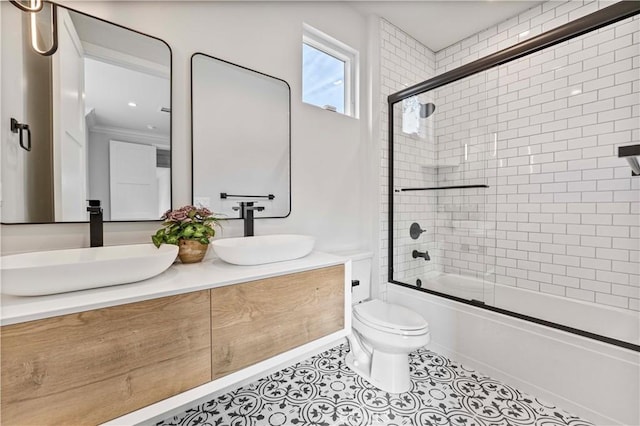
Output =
[{"x1": 333, "y1": 250, "x2": 372, "y2": 304}]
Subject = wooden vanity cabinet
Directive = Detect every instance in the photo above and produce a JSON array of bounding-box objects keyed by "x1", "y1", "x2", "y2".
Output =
[
  {"x1": 211, "y1": 264, "x2": 345, "y2": 379},
  {"x1": 0, "y1": 291, "x2": 212, "y2": 426},
  {"x1": 0, "y1": 264, "x2": 346, "y2": 424}
]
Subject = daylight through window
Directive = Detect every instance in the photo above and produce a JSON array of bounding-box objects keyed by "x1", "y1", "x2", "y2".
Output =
[{"x1": 302, "y1": 24, "x2": 358, "y2": 117}]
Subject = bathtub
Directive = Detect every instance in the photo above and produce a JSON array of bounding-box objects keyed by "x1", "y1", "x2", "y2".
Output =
[
  {"x1": 420, "y1": 271, "x2": 493, "y2": 302},
  {"x1": 387, "y1": 282, "x2": 640, "y2": 425},
  {"x1": 419, "y1": 272, "x2": 639, "y2": 346}
]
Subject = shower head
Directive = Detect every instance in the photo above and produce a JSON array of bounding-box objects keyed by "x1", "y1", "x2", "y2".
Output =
[{"x1": 420, "y1": 102, "x2": 436, "y2": 118}]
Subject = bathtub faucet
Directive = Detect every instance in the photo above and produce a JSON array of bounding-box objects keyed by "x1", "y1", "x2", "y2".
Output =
[{"x1": 412, "y1": 250, "x2": 430, "y2": 261}]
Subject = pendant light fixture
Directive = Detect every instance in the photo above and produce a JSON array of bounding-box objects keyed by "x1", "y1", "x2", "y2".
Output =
[{"x1": 10, "y1": 0, "x2": 57, "y2": 56}]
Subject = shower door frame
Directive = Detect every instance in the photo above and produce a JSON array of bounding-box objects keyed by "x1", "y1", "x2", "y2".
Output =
[{"x1": 387, "y1": 0, "x2": 640, "y2": 352}]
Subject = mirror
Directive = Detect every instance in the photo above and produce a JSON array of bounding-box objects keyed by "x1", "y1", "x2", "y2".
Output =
[
  {"x1": 0, "y1": 3, "x2": 171, "y2": 223},
  {"x1": 191, "y1": 53, "x2": 290, "y2": 219}
]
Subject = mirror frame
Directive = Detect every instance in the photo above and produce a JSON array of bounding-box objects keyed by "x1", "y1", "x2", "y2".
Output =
[
  {"x1": 190, "y1": 52, "x2": 292, "y2": 220},
  {"x1": 1, "y1": 3, "x2": 173, "y2": 225}
]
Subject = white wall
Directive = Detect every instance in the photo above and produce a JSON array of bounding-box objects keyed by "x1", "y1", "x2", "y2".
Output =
[{"x1": 0, "y1": 1, "x2": 375, "y2": 255}]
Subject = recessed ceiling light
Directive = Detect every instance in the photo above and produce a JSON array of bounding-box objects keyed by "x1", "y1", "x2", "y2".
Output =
[
  {"x1": 128, "y1": 102, "x2": 137, "y2": 107},
  {"x1": 333, "y1": 79, "x2": 343, "y2": 86},
  {"x1": 146, "y1": 124, "x2": 156, "y2": 130},
  {"x1": 570, "y1": 89, "x2": 582, "y2": 96}
]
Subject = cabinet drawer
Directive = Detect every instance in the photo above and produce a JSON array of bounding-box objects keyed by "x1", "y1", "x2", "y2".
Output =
[
  {"x1": 211, "y1": 265, "x2": 344, "y2": 379},
  {"x1": 1, "y1": 290, "x2": 212, "y2": 425}
]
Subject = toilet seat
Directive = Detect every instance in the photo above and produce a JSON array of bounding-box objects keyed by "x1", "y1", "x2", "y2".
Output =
[{"x1": 353, "y1": 299, "x2": 429, "y2": 336}]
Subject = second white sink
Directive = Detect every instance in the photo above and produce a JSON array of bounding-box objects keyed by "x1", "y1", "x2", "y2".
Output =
[
  {"x1": 212, "y1": 234, "x2": 315, "y2": 265},
  {"x1": 1, "y1": 244, "x2": 178, "y2": 296}
]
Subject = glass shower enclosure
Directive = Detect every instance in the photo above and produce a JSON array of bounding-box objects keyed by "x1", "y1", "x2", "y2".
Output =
[
  {"x1": 390, "y1": 70, "x2": 498, "y2": 306},
  {"x1": 387, "y1": 2, "x2": 640, "y2": 351}
]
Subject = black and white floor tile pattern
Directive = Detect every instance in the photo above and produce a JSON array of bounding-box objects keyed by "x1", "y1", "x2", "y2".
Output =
[{"x1": 157, "y1": 344, "x2": 593, "y2": 426}]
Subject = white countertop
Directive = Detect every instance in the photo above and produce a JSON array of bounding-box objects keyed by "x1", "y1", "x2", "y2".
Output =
[{"x1": 0, "y1": 251, "x2": 347, "y2": 326}]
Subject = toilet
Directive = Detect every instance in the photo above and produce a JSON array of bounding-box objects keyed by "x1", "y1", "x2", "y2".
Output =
[{"x1": 339, "y1": 251, "x2": 430, "y2": 394}]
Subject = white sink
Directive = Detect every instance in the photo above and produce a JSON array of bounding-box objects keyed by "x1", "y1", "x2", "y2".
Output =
[
  {"x1": 212, "y1": 234, "x2": 315, "y2": 266},
  {"x1": 0, "y1": 244, "x2": 178, "y2": 296}
]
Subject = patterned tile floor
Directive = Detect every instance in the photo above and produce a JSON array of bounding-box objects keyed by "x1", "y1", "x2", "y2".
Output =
[{"x1": 157, "y1": 344, "x2": 593, "y2": 426}]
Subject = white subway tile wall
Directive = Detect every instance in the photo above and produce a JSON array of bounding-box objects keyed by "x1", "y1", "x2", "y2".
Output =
[{"x1": 379, "y1": 1, "x2": 639, "y2": 311}]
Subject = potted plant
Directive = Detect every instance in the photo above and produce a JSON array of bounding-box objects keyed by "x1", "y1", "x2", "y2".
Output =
[{"x1": 152, "y1": 205, "x2": 222, "y2": 263}]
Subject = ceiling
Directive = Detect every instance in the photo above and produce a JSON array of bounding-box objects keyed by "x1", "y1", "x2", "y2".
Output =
[
  {"x1": 352, "y1": 1, "x2": 544, "y2": 52},
  {"x1": 84, "y1": 58, "x2": 171, "y2": 144},
  {"x1": 71, "y1": 10, "x2": 170, "y2": 67},
  {"x1": 67, "y1": 9, "x2": 171, "y2": 145}
]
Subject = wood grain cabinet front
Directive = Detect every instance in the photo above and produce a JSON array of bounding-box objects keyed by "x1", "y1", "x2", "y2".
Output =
[
  {"x1": 211, "y1": 265, "x2": 345, "y2": 379},
  {"x1": 0, "y1": 290, "x2": 212, "y2": 426}
]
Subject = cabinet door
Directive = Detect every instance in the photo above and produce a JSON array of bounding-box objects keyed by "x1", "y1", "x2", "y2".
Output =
[
  {"x1": 1, "y1": 291, "x2": 211, "y2": 425},
  {"x1": 211, "y1": 265, "x2": 345, "y2": 379}
]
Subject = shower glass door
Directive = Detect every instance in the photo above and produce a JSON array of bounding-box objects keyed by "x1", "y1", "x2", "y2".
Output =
[{"x1": 391, "y1": 68, "x2": 498, "y2": 305}]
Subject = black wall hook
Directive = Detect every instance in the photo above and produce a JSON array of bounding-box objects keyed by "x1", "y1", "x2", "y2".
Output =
[{"x1": 10, "y1": 118, "x2": 32, "y2": 152}]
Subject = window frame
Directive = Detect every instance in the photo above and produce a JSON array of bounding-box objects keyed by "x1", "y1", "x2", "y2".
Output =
[{"x1": 302, "y1": 23, "x2": 359, "y2": 118}]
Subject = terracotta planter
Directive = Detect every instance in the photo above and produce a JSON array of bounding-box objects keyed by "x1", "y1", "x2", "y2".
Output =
[{"x1": 178, "y1": 239, "x2": 209, "y2": 264}]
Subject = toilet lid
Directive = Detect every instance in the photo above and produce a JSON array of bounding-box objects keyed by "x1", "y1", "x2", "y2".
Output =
[{"x1": 353, "y1": 299, "x2": 428, "y2": 332}]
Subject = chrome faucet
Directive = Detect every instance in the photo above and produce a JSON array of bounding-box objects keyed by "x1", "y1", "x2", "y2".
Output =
[
  {"x1": 87, "y1": 200, "x2": 103, "y2": 247},
  {"x1": 232, "y1": 202, "x2": 265, "y2": 237}
]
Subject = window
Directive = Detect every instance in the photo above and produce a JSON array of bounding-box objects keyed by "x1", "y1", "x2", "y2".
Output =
[{"x1": 302, "y1": 24, "x2": 358, "y2": 117}]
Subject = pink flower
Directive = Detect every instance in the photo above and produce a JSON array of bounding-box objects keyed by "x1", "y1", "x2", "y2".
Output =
[
  {"x1": 169, "y1": 211, "x2": 188, "y2": 221},
  {"x1": 161, "y1": 205, "x2": 217, "y2": 224},
  {"x1": 197, "y1": 207, "x2": 212, "y2": 217}
]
